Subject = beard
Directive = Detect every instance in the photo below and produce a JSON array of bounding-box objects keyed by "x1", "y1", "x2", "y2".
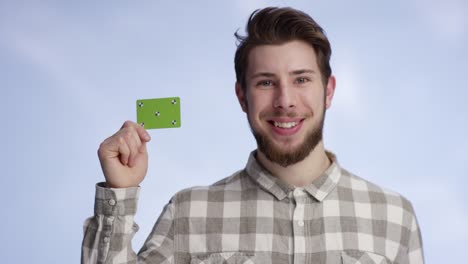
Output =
[{"x1": 248, "y1": 105, "x2": 325, "y2": 167}]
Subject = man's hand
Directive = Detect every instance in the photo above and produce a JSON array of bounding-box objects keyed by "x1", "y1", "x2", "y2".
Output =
[{"x1": 98, "y1": 120, "x2": 151, "y2": 188}]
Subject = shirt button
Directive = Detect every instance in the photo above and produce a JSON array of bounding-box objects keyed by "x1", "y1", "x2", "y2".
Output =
[
  {"x1": 103, "y1": 237, "x2": 110, "y2": 243},
  {"x1": 298, "y1": 220, "x2": 305, "y2": 227},
  {"x1": 293, "y1": 188, "x2": 304, "y2": 196},
  {"x1": 106, "y1": 216, "x2": 115, "y2": 224},
  {"x1": 108, "y1": 199, "x2": 116, "y2": 206}
]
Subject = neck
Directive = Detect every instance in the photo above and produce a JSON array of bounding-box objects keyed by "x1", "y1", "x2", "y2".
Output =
[{"x1": 256, "y1": 141, "x2": 331, "y2": 187}]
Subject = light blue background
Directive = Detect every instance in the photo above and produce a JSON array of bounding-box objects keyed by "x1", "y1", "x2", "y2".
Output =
[{"x1": 1, "y1": 1, "x2": 467, "y2": 263}]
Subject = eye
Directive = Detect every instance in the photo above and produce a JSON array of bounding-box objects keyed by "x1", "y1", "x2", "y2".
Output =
[
  {"x1": 295, "y1": 77, "x2": 310, "y2": 84},
  {"x1": 256, "y1": 80, "x2": 274, "y2": 87}
]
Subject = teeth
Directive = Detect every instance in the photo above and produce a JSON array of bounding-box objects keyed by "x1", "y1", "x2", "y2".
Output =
[{"x1": 274, "y1": 121, "x2": 298, "y2": 128}]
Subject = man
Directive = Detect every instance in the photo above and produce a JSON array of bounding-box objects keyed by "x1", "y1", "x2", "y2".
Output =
[{"x1": 82, "y1": 7, "x2": 424, "y2": 264}]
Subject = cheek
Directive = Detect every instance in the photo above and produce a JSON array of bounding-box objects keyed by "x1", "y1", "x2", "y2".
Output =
[
  {"x1": 247, "y1": 105, "x2": 261, "y2": 122},
  {"x1": 252, "y1": 89, "x2": 275, "y2": 105},
  {"x1": 245, "y1": 100, "x2": 269, "y2": 128},
  {"x1": 246, "y1": 93, "x2": 267, "y2": 115},
  {"x1": 304, "y1": 89, "x2": 325, "y2": 107}
]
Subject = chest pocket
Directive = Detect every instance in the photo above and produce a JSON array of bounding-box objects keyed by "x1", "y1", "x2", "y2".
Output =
[
  {"x1": 190, "y1": 252, "x2": 255, "y2": 264},
  {"x1": 341, "y1": 251, "x2": 390, "y2": 264}
]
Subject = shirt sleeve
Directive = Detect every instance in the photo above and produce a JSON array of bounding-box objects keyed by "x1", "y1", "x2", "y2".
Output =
[
  {"x1": 81, "y1": 183, "x2": 175, "y2": 264},
  {"x1": 406, "y1": 212, "x2": 425, "y2": 264}
]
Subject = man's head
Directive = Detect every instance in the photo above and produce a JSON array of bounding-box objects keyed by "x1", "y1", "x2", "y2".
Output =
[
  {"x1": 234, "y1": 7, "x2": 332, "y2": 92},
  {"x1": 234, "y1": 7, "x2": 336, "y2": 167}
]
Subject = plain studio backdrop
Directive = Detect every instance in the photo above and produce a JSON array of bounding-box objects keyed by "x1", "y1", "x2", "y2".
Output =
[{"x1": 1, "y1": 1, "x2": 467, "y2": 263}]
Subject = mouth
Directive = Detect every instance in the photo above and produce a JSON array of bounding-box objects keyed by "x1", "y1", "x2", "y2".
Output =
[
  {"x1": 267, "y1": 118, "x2": 305, "y2": 136},
  {"x1": 271, "y1": 121, "x2": 300, "y2": 128}
]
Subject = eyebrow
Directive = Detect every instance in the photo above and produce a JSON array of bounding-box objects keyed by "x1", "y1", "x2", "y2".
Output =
[
  {"x1": 290, "y1": 69, "x2": 316, "y2": 75},
  {"x1": 250, "y1": 69, "x2": 316, "y2": 79},
  {"x1": 250, "y1": 72, "x2": 275, "y2": 79}
]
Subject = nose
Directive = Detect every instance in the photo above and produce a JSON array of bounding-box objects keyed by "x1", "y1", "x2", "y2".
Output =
[{"x1": 273, "y1": 84, "x2": 296, "y2": 109}]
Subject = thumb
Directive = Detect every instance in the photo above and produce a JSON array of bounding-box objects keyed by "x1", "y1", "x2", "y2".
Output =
[{"x1": 139, "y1": 141, "x2": 148, "y2": 154}]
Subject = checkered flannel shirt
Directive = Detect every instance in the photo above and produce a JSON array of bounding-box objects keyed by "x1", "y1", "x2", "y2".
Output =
[{"x1": 82, "y1": 151, "x2": 424, "y2": 264}]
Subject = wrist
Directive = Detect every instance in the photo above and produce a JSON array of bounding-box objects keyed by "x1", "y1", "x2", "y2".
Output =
[{"x1": 105, "y1": 181, "x2": 139, "y2": 189}]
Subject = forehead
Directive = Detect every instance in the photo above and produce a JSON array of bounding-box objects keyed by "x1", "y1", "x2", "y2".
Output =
[{"x1": 247, "y1": 40, "x2": 319, "y2": 76}]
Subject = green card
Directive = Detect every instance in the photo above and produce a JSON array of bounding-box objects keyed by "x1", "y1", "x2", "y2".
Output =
[{"x1": 136, "y1": 97, "x2": 181, "y2": 129}]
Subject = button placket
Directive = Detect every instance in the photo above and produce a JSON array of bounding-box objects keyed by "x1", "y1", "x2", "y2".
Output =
[
  {"x1": 293, "y1": 189, "x2": 306, "y2": 227},
  {"x1": 105, "y1": 197, "x2": 117, "y2": 215},
  {"x1": 292, "y1": 188, "x2": 306, "y2": 264},
  {"x1": 103, "y1": 198, "x2": 117, "y2": 245}
]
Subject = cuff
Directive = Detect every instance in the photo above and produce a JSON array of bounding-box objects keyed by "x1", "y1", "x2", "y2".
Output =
[{"x1": 94, "y1": 182, "x2": 140, "y2": 216}]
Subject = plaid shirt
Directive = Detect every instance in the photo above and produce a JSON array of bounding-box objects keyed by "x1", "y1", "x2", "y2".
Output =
[{"x1": 82, "y1": 151, "x2": 424, "y2": 264}]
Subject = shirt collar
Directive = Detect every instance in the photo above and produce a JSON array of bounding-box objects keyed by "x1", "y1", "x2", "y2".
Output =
[{"x1": 245, "y1": 150, "x2": 342, "y2": 202}]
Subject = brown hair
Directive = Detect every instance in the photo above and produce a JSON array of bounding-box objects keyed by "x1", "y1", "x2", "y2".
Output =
[{"x1": 234, "y1": 7, "x2": 332, "y2": 90}]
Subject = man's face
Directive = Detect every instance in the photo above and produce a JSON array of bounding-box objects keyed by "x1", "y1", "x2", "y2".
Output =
[{"x1": 236, "y1": 40, "x2": 335, "y2": 167}]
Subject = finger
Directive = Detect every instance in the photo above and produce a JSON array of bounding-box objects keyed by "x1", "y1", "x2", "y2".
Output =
[
  {"x1": 120, "y1": 120, "x2": 136, "y2": 130},
  {"x1": 130, "y1": 126, "x2": 146, "y2": 152},
  {"x1": 126, "y1": 129, "x2": 142, "y2": 167},
  {"x1": 139, "y1": 141, "x2": 147, "y2": 154},
  {"x1": 117, "y1": 137, "x2": 131, "y2": 165},
  {"x1": 121, "y1": 120, "x2": 150, "y2": 142},
  {"x1": 98, "y1": 137, "x2": 120, "y2": 159},
  {"x1": 135, "y1": 122, "x2": 151, "y2": 142}
]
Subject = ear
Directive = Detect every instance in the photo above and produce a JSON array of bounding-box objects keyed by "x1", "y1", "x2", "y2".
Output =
[
  {"x1": 235, "y1": 82, "x2": 247, "y2": 112},
  {"x1": 325, "y1": 75, "x2": 336, "y2": 109}
]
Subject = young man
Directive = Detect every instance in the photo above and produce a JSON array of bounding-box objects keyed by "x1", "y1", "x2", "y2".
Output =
[{"x1": 82, "y1": 7, "x2": 424, "y2": 264}]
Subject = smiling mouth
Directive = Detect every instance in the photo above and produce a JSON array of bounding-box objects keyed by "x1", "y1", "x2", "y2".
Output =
[
  {"x1": 267, "y1": 119, "x2": 305, "y2": 128},
  {"x1": 272, "y1": 121, "x2": 299, "y2": 128}
]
